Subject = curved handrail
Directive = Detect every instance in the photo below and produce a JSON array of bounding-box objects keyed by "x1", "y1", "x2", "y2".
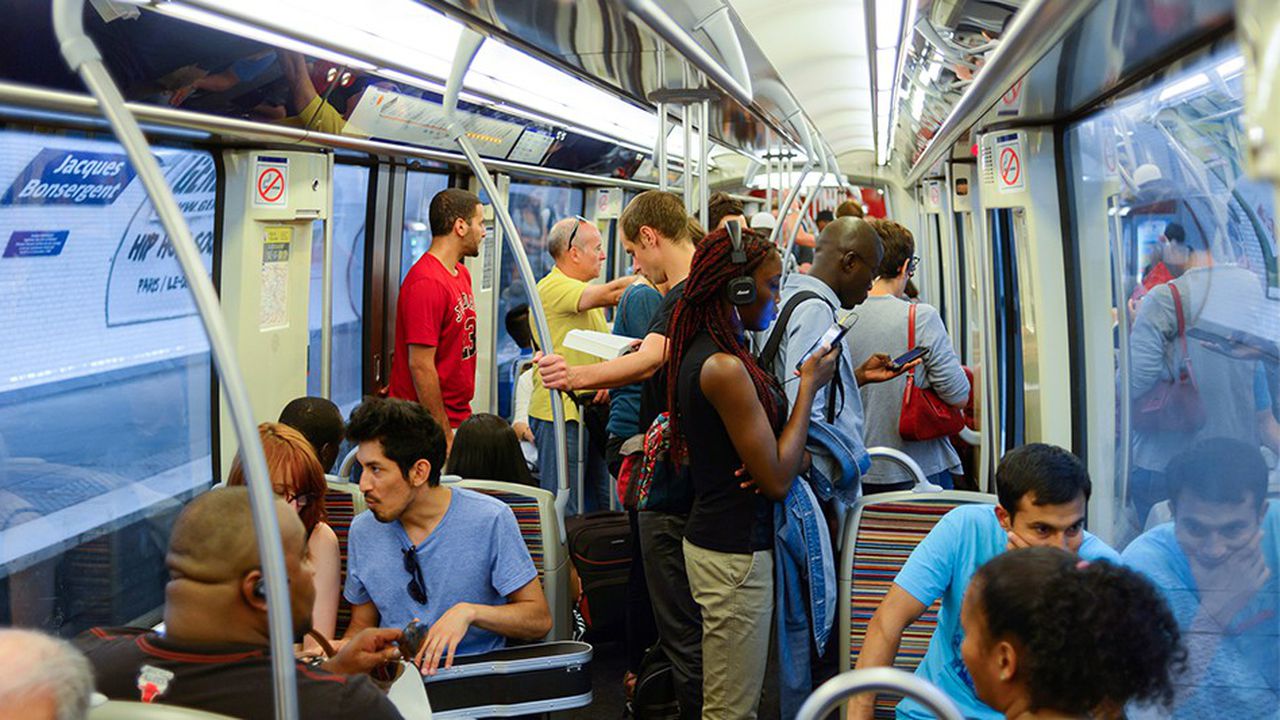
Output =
[
  {"x1": 619, "y1": 0, "x2": 753, "y2": 108},
  {"x1": 796, "y1": 668, "x2": 964, "y2": 720},
  {"x1": 867, "y1": 446, "x2": 942, "y2": 493},
  {"x1": 50, "y1": 1, "x2": 299, "y2": 718},
  {"x1": 779, "y1": 145, "x2": 827, "y2": 282},
  {"x1": 337, "y1": 446, "x2": 360, "y2": 482},
  {"x1": 446, "y1": 30, "x2": 572, "y2": 546}
]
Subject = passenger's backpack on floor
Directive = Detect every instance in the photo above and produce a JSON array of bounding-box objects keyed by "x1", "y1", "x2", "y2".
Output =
[
  {"x1": 631, "y1": 644, "x2": 680, "y2": 720},
  {"x1": 566, "y1": 511, "x2": 631, "y2": 637}
]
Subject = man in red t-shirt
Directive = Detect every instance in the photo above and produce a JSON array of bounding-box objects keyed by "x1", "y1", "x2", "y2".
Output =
[{"x1": 389, "y1": 188, "x2": 485, "y2": 451}]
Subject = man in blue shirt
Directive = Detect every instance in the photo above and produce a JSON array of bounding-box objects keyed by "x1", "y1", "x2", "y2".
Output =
[
  {"x1": 1122, "y1": 438, "x2": 1280, "y2": 717},
  {"x1": 852, "y1": 444, "x2": 1120, "y2": 720},
  {"x1": 342, "y1": 398, "x2": 551, "y2": 674}
]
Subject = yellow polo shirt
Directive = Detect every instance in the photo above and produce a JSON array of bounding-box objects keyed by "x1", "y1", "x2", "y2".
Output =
[{"x1": 528, "y1": 267, "x2": 609, "y2": 423}]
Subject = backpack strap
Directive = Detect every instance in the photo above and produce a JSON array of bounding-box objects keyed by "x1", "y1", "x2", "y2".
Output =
[{"x1": 759, "y1": 290, "x2": 827, "y2": 376}]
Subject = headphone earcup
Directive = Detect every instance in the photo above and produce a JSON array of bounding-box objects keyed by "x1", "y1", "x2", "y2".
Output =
[{"x1": 726, "y1": 276, "x2": 757, "y2": 306}]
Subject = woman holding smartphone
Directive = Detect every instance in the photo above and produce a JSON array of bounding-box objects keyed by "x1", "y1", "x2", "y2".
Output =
[{"x1": 664, "y1": 225, "x2": 838, "y2": 719}]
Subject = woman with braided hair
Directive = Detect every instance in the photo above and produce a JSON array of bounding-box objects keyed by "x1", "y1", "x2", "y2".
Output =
[
  {"x1": 665, "y1": 225, "x2": 839, "y2": 719},
  {"x1": 961, "y1": 547, "x2": 1185, "y2": 719}
]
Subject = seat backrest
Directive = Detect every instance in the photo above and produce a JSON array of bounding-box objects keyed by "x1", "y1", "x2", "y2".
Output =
[
  {"x1": 838, "y1": 490, "x2": 995, "y2": 719},
  {"x1": 453, "y1": 479, "x2": 570, "y2": 641},
  {"x1": 324, "y1": 475, "x2": 367, "y2": 639}
]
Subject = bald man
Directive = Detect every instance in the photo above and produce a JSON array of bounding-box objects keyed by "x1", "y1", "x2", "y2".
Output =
[
  {"x1": 76, "y1": 487, "x2": 404, "y2": 719},
  {"x1": 528, "y1": 216, "x2": 634, "y2": 513},
  {"x1": 0, "y1": 629, "x2": 92, "y2": 720}
]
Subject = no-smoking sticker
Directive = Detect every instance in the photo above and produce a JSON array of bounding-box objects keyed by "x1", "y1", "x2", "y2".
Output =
[
  {"x1": 995, "y1": 134, "x2": 1024, "y2": 194},
  {"x1": 254, "y1": 156, "x2": 289, "y2": 207}
]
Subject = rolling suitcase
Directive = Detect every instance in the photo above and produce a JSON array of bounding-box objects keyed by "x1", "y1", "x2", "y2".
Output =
[{"x1": 566, "y1": 511, "x2": 631, "y2": 637}]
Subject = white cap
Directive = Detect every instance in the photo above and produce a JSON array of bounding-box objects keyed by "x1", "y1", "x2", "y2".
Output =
[{"x1": 749, "y1": 211, "x2": 777, "y2": 231}]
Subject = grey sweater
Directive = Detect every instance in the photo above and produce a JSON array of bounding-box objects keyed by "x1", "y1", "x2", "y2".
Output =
[{"x1": 845, "y1": 295, "x2": 970, "y2": 484}]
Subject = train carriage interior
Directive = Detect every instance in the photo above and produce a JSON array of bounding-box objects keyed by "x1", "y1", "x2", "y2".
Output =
[{"x1": 1, "y1": 0, "x2": 1279, "y2": 718}]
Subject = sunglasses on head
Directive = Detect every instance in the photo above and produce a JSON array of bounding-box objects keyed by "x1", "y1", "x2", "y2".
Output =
[
  {"x1": 566, "y1": 215, "x2": 591, "y2": 249},
  {"x1": 403, "y1": 547, "x2": 427, "y2": 605}
]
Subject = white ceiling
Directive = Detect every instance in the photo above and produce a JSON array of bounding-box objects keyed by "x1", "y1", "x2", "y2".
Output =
[{"x1": 729, "y1": 0, "x2": 875, "y2": 158}]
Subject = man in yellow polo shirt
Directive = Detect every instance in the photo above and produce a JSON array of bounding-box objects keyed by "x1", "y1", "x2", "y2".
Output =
[{"x1": 529, "y1": 216, "x2": 634, "y2": 514}]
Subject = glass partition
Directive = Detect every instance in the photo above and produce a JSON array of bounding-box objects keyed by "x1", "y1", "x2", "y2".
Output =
[
  {"x1": 307, "y1": 163, "x2": 370, "y2": 417},
  {"x1": 0, "y1": 127, "x2": 214, "y2": 634},
  {"x1": 1066, "y1": 44, "x2": 1280, "y2": 715},
  {"x1": 400, "y1": 169, "x2": 452, "y2": 282}
]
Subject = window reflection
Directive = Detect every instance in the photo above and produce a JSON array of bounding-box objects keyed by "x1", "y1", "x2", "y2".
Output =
[
  {"x1": 401, "y1": 170, "x2": 452, "y2": 281},
  {"x1": 1069, "y1": 46, "x2": 1280, "y2": 716}
]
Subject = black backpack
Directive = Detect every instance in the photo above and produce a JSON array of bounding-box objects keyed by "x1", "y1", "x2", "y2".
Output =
[{"x1": 630, "y1": 644, "x2": 680, "y2": 719}]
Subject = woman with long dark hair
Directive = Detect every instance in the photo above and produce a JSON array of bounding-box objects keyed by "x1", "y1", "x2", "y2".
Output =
[
  {"x1": 665, "y1": 225, "x2": 838, "y2": 719},
  {"x1": 445, "y1": 413, "x2": 536, "y2": 487}
]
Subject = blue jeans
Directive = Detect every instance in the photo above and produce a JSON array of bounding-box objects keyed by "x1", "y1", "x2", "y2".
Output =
[
  {"x1": 530, "y1": 418, "x2": 609, "y2": 515},
  {"x1": 927, "y1": 471, "x2": 956, "y2": 490}
]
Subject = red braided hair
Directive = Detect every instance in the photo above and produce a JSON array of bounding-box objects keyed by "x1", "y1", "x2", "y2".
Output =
[{"x1": 665, "y1": 227, "x2": 782, "y2": 463}]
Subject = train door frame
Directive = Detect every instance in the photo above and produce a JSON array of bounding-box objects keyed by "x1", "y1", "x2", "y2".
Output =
[
  {"x1": 466, "y1": 172, "x2": 508, "y2": 416},
  {"x1": 367, "y1": 160, "x2": 409, "y2": 394}
]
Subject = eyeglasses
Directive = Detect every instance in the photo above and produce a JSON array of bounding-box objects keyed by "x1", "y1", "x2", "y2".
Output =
[
  {"x1": 566, "y1": 215, "x2": 590, "y2": 249},
  {"x1": 403, "y1": 547, "x2": 428, "y2": 605},
  {"x1": 908, "y1": 255, "x2": 920, "y2": 276},
  {"x1": 275, "y1": 487, "x2": 316, "y2": 509}
]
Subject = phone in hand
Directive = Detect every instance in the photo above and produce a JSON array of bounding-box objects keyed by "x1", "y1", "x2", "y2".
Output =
[
  {"x1": 889, "y1": 346, "x2": 928, "y2": 370},
  {"x1": 795, "y1": 314, "x2": 857, "y2": 371}
]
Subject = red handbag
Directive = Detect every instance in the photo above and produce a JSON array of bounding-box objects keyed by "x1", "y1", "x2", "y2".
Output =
[
  {"x1": 898, "y1": 303, "x2": 967, "y2": 441},
  {"x1": 1133, "y1": 284, "x2": 1206, "y2": 433}
]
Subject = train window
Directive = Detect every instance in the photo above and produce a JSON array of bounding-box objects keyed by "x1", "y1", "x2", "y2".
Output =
[
  {"x1": 497, "y1": 182, "x2": 584, "y2": 400},
  {"x1": 400, "y1": 169, "x2": 452, "y2": 281},
  {"x1": 0, "y1": 127, "x2": 214, "y2": 634},
  {"x1": 1067, "y1": 45, "x2": 1280, "y2": 716},
  {"x1": 307, "y1": 163, "x2": 370, "y2": 415}
]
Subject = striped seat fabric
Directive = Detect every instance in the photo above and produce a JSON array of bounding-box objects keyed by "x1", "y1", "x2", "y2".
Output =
[
  {"x1": 464, "y1": 487, "x2": 546, "y2": 582},
  {"x1": 845, "y1": 495, "x2": 990, "y2": 719},
  {"x1": 324, "y1": 480, "x2": 366, "y2": 639}
]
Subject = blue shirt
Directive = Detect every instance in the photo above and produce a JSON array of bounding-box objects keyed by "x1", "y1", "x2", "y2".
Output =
[
  {"x1": 607, "y1": 283, "x2": 663, "y2": 439},
  {"x1": 1122, "y1": 502, "x2": 1280, "y2": 717},
  {"x1": 344, "y1": 487, "x2": 539, "y2": 656},
  {"x1": 894, "y1": 504, "x2": 1121, "y2": 720}
]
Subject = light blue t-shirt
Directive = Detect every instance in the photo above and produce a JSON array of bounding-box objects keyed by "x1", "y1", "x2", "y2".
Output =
[
  {"x1": 344, "y1": 487, "x2": 539, "y2": 656},
  {"x1": 1121, "y1": 502, "x2": 1280, "y2": 717},
  {"x1": 893, "y1": 504, "x2": 1121, "y2": 720}
]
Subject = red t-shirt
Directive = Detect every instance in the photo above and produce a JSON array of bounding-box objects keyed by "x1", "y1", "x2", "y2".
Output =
[{"x1": 389, "y1": 253, "x2": 477, "y2": 427}]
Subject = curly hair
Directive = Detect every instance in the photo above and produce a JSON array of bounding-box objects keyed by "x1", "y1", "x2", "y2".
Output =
[
  {"x1": 972, "y1": 547, "x2": 1185, "y2": 715},
  {"x1": 664, "y1": 226, "x2": 782, "y2": 462}
]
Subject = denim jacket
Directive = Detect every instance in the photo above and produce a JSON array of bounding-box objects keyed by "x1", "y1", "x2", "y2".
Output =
[
  {"x1": 806, "y1": 413, "x2": 870, "y2": 506},
  {"x1": 774, "y1": 474, "x2": 836, "y2": 719}
]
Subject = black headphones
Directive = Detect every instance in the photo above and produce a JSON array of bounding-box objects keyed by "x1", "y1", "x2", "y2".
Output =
[{"x1": 724, "y1": 220, "x2": 757, "y2": 306}]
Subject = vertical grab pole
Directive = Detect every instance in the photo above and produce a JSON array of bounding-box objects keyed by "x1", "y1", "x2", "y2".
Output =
[
  {"x1": 655, "y1": 40, "x2": 669, "y2": 193},
  {"x1": 1108, "y1": 196, "x2": 1133, "y2": 515},
  {"x1": 769, "y1": 115, "x2": 816, "y2": 246},
  {"x1": 698, "y1": 72, "x2": 710, "y2": 226},
  {"x1": 321, "y1": 153, "x2": 335, "y2": 399},
  {"x1": 682, "y1": 64, "x2": 694, "y2": 215},
  {"x1": 780, "y1": 146, "x2": 825, "y2": 283},
  {"x1": 49, "y1": 2, "x2": 299, "y2": 718},
  {"x1": 446, "y1": 30, "x2": 572, "y2": 544}
]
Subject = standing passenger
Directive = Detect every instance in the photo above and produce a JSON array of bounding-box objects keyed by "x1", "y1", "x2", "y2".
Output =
[
  {"x1": 707, "y1": 192, "x2": 746, "y2": 231},
  {"x1": 388, "y1": 188, "x2": 485, "y2": 453},
  {"x1": 527, "y1": 216, "x2": 635, "y2": 514},
  {"x1": 836, "y1": 199, "x2": 864, "y2": 218},
  {"x1": 667, "y1": 226, "x2": 838, "y2": 719},
  {"x1": 846, "y1": 219, "x2": 969, "y2": 491}
]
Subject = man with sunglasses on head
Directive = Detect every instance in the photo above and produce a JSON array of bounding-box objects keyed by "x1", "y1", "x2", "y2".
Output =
[
  {"x1": 343, "y1": 398, "x2": 551, "y2": 674},
  {"x1": 527, "y1": 216, "x2": 635, "y2": 513}
]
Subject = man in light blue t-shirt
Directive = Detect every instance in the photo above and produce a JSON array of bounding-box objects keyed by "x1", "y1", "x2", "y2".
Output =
[
  {"x1": 851, "y1": 444, "x2": 1120, "y2": 720},
  {"x1": 341, "y1": 398, "x2": 551, "y2": 674},
  {"x1": 1123, "y1": 438, "x2": 1280, "y2": 717}
]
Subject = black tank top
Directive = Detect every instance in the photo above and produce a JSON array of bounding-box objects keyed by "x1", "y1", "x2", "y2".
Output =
[{"x1": 676, "y1": 332, "x2": 775, "y2": 553}]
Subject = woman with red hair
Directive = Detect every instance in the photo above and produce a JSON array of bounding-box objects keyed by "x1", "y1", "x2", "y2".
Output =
[{"x1": 227, "y1": 422, "x2": 341, "y2": 646}]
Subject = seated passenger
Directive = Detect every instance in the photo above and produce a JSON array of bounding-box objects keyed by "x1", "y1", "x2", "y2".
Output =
[
  {"x1": 1122, "y1": 438, "x2": 1280, "y2": 716},
  {"x1": 279, "y1": 396, "x2": 346, "y2": 473},
  {"x1": 852, "y1": 443, "x2": 1120, "y2": 720},
  {"x1": 962, "y1": 547, "x2": 1183, "y2": 719},
  {"x1": 76, "y1": 487, "x2": 403, "y2": 719},
  {"x1": 227, "y1": 423, "x2": 341, "y2": 646},
  {"x1": 445, "y1": 413, "x2": 536, "y2": 487},
  {"x1": 0, "y1": 628, "x2": 93, "y2": 720},
  {"x1": 343, "y1": 398, "x2": 551, "y2": 673}
]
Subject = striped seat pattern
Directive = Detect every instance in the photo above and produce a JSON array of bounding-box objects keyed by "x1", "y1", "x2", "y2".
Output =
[
  {"x1": 324, "y1": 483, "x2": 365, "y2": 639},
  {"x1": 467, "y1": 488, "x2": 546, "y2": 582},
  {"x1": 849, "y1": 499, "x2": 967, "y2": 719}
]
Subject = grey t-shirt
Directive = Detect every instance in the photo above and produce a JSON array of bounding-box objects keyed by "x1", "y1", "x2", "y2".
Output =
[{"x1": 845, "y1": 295, "x2": 969, "y2": 484}]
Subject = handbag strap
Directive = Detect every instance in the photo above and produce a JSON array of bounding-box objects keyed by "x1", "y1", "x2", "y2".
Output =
[
  {"x1": 905, "y1": 302, "x2": 920, "y2": 388},
  {"x1": 1170, "y1": 283, "x2": 1193, "y2": 376}
]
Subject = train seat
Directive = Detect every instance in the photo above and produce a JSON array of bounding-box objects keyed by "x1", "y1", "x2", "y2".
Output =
[
  {"x1": 89, "y1": 700, "x2": 237, "y2": 719},
  {"x1": 323, "y1": 473, "x2": 367, "y2": 639},
  {"x1": 451, "y1": 479, "x2": 570, "y2": 642},
  {"x1": 838, "y1": 489, "x2": 995, "y2": 718}
]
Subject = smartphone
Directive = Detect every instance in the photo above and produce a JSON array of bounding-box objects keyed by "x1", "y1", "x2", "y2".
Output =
[
  {"x1": 890, "y1": 346, "x2": 929, "y2": 369},
  {"x1": 794, "y1": 313, "x2": 857, "y2": 371}
]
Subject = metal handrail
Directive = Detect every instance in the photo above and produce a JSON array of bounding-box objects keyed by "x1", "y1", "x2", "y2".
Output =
[
  {"x1": 903, "y1": 0, "x2": 1101, "y2": 185},
  {"x1": 619, "y1": 0, "x2": 753, "y2": 109},
  {"x1": 796, "y1": 668, "x2": 964, "y2": 720},
  {"x1": 446, "y1": 30, "x2": 572, "y2": 546},
  {"x1": 50, "y1": 1, "x2": 299, "y2": 718},
  {"x1": 779, "y1": 145, "x2": 828, "y2": 282},
  {"x1": 867, "y1": 446, "x2": 941, "y2": 492},
  {"x1": 0, "y1": 82, "x2": 669, "y2": 193}
]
